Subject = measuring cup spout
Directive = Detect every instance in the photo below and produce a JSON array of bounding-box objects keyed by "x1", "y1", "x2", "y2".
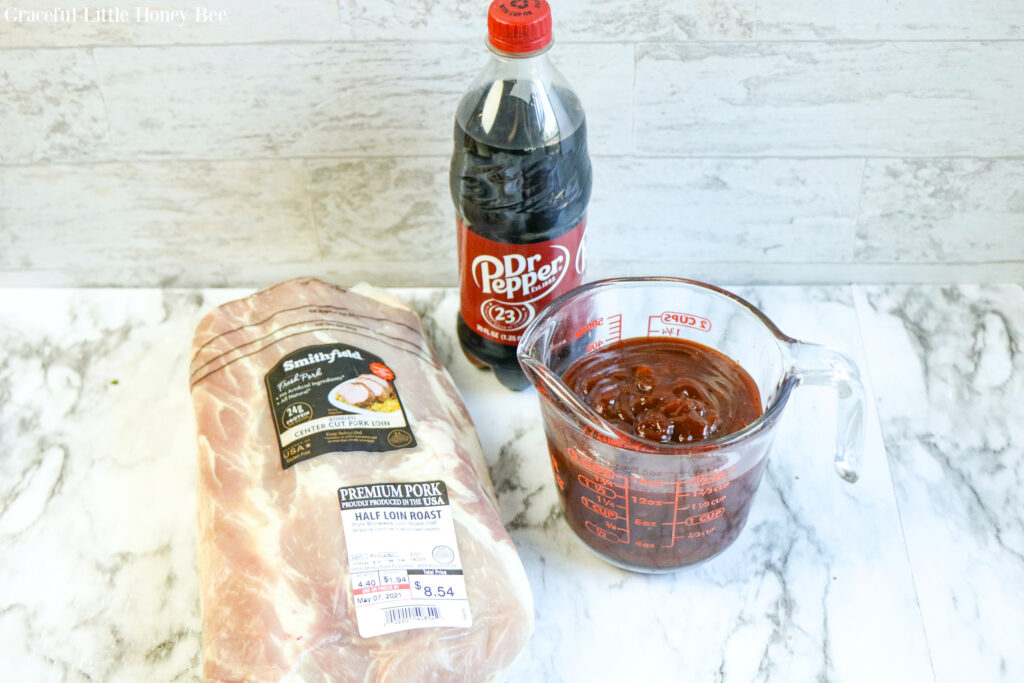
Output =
[{"x1": 517, "y1": 314, "x2": 626, "y2": 444}]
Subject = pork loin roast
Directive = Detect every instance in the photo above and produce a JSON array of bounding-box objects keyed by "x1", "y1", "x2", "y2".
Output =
[{"x1": 189, "y1": 279, "x2": 533, "y2": 682}]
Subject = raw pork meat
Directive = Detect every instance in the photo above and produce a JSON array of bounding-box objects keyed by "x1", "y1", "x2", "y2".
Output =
[{"x1": 189, "y1": 279, "x2": 533, "y2": 682}]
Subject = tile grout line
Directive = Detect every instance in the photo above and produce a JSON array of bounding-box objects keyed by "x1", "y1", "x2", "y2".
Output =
[
  {"x1": 300, "y1": 160, "x2": 326, "y2": 260},
  {"x1": 4, "y1": 155, "x2": 1024, "y2": 169},
  {"x1": 630, "y1": 42, "x2": 637, "y2": 156},
  {"x1": 2, "y1": 38, "x2": 1024, "y2": 51},
  {"x1": 87, "y1": 47, "x2": 115, "y2": 148},
  {"x1": 850, "y1": 158, "x2": 869, "y2": 262},
  {"x1": 848, "y1": 284, "x2": 939, "y2": 683}
]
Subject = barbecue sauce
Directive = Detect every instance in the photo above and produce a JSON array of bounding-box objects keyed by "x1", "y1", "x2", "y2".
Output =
[
  {"x1": 552, "y1": 337, "x2": 766, "y2": 569},
  {"x1": 563, "y1": 337, "x2": 762, "y2": 443}
]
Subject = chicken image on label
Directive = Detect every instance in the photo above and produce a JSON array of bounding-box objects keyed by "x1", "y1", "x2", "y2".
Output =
[{"x1": 189, "y1": 278, "x2": 534, "y2": 682}]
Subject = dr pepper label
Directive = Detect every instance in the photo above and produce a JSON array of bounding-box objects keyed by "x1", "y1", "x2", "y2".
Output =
[{"x1": 457, "y1": 219, "x2": 586, "y2": 346}]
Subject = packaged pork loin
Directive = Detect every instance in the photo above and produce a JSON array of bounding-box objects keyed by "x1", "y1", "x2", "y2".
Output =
[{"x1": 188, "y1": 278, "x2": 533, "y2": 682}]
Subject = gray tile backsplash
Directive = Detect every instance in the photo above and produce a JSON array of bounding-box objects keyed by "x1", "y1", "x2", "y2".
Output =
[
  {"x1": 757, "y1": 0, "x2": 1023, "y2": 40},
  {"x1": 588, "y1": 157, "x2": 864, "y2": 263},
  {"x1": 82, "y1": 42, "x2": 631, "y2": 159},
  {"x1": 857, "y1": 159, "x2": 1024, "y2": 263},
  {"x1": 1, "y1": 0, "x2": 1021, "y2": 286},
  {"x1": 1, "y1": 49, "x2": 108, "y2": 164},
  {"x1": 338, "y1": 0, "x2": 756, "y2": 42},
  {"x1": 0, "y1": 160, "x2": 319, "y2": 273},
  {"x1": 308, "y1": 157, "x2": 454, "y2": 264},
  {"x1": 635, "y1": 42, "x2": 1024, "y2": 157}
]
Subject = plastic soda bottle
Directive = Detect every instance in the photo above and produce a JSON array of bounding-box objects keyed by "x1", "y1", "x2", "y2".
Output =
[{"x1": 451, "y1": 0, "x2": 592, "y2": 390}]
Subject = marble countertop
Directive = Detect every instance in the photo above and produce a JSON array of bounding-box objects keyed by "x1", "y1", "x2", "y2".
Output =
[{"x1": 0, "y1": 284, "x2": 1021, "y2": 682}]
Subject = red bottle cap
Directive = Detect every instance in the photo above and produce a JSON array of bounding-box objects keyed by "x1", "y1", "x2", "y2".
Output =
[{"x1": 487, "y1": 0, "x2": 552, "y2": 54}]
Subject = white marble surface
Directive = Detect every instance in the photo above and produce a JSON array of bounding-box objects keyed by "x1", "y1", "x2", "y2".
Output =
[
  {"x1": 853, "y1": 285, "x2": 1024, "y2": 682},
  {"x1": 1, "y1": 283, "x2": 1020, "y2": 681}
]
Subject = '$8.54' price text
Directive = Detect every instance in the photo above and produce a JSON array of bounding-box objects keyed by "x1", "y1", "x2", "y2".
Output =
[{"x1": 412, "y1": 580, "x2": 457, "y2": 599}]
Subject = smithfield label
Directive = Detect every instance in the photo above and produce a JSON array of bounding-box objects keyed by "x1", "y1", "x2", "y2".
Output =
[
  {"x1": 457, "y1": 218, "x2": 586, "y2": 346},
  {"x1": 265, "y1": 343, "x2": 416, "y2": 470}
]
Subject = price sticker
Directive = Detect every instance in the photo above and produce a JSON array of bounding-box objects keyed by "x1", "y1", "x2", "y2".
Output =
[{"x1": 338, "y1": 480, "x2": 472, "y2": 637}]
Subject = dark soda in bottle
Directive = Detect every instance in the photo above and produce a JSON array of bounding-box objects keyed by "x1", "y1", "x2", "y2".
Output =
[{"x1": 451, "y1": 0, "x2": 592, "y2": 390}]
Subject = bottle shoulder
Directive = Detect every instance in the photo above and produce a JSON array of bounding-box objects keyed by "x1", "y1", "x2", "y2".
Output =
[{"x1": 455, "y1": 53, "x2": 587, "y2": 149}]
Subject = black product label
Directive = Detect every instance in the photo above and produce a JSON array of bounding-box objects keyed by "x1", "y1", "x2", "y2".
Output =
[
  {"x1": 337, "y1": 481, "x2": 450, "y2": 511},
  {"x1": 265, "y1": 344, "x2": 416, "y2": 469}
]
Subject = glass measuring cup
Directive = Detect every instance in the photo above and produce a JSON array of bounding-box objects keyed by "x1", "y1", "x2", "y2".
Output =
[{"x1": 517, "y1": 278, "x2": 865, "y2": 572}]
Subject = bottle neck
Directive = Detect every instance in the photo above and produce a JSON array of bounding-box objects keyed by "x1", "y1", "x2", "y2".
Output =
[
  {"x1": 481, "y1": 41, "x2": 557, "y2": 83},
  {"x1": 486, "y1": 39, "x2": 553, "y2": 60}
]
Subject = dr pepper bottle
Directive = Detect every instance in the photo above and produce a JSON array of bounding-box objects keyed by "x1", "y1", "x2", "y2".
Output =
[{"x1": 450, "y1": 0, "x2": 592, "y2": 390}]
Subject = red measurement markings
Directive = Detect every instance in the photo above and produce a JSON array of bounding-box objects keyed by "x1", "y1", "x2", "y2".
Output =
[
  {"x1": 550, "y1": 454, "x2": 566, "y2": 489},
  {"x1": 621, "y1": 452, "x2": 631, "y2": 545},
  {"x1": 646, "y1": 311, "x2": 712, "y2": 336},
  {"x1": 678, "y1": 481, "x2": 731, "y2": 498},
  {"x1": 581, "y1": 496, "x2": 622, "y2": 520},
  {"x1": 580, "y1": 426, "x2": 662, "y2": 453},
  {"x1": 632, "y1": 475, "x2": 674, "y2": 486},
  {"x1": 606, "y1": 314, "x2": 623, "y2": 340},
  {"x1": 574, "y1": 317, "x2": 604, "y2": 339},
  {"x1": 577, "y1": 474, "x2": 617, "y2": 499},
  {"x1": 565, "y1": 447, "x2": 620, "y2": 483},
  {"x1": 680, "y1": 527, "x2": 715, "y2": 540},
  {"x1": 680, "y1": 467, "x2": 734, "y2": 491},
  {"x1": 631, "y1": 495, "x2": 674, "y2": 506},
  {"x1": 585, "y1": 520, "x2": 624, "y2": 543},
  {"x1": 586, "y1": 314, "x2": 623, "y2": 352},
  {"x1": 682, "y1": 507, "x2": 724, "y2": 526},
  {"x1": 565, "y1": 446, "x2": 631, "y2": 544}
]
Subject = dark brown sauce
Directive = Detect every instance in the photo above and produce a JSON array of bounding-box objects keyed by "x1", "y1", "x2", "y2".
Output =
[
  {"x1": 548, "y1": 337, "x2": 767, "y2": 570},
  {"x1": 562, "y1": 337, "x2": 762, "y2": 444}
]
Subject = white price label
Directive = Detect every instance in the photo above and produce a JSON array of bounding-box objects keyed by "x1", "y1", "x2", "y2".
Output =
[{"x1": 338, "y1": 481, "x2": 472, "y2": 638}]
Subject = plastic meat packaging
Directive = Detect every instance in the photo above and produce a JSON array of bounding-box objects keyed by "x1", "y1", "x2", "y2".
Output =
[{"x1": 188, "y1": 278, "x2": 533, "y2": 681}]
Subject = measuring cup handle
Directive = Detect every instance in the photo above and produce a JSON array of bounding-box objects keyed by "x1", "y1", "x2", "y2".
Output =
[{"x1": 787, "y1": 342, "x2": 866, "y2": 483}]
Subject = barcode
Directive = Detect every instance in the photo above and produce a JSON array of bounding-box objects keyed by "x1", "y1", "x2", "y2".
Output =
[{"x1": 383, "y1": 606, "x2": 441, "y2": 625}]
